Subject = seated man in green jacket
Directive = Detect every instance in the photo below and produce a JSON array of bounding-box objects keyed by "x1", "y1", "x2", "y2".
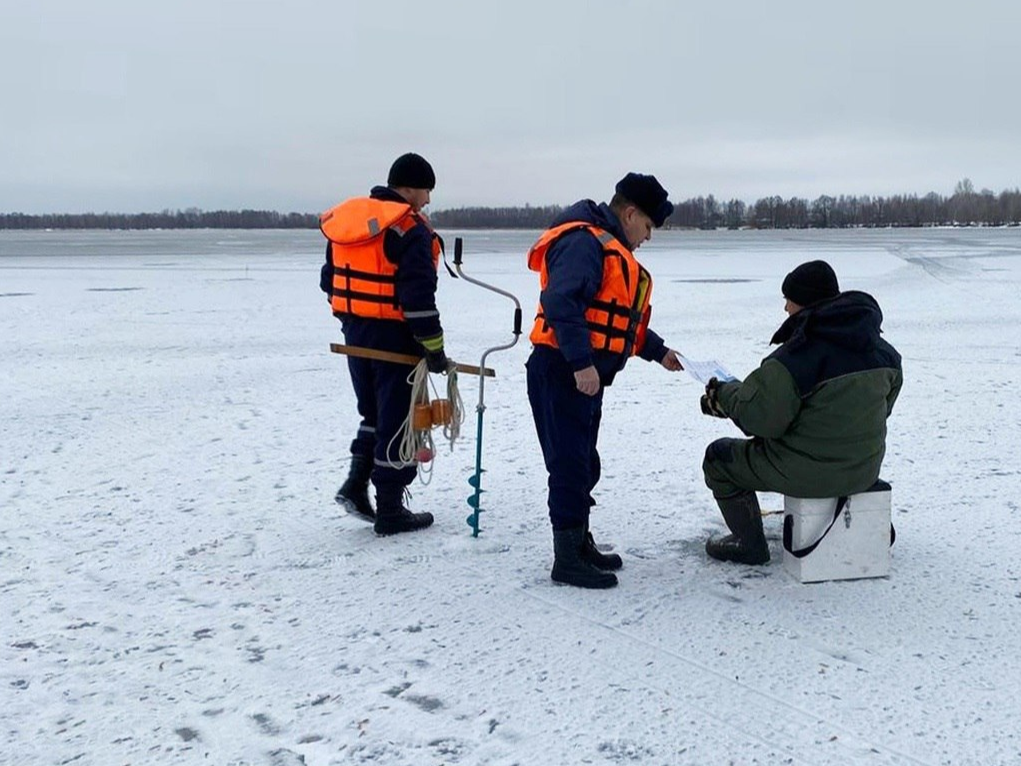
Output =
[{"x1": 700, "y1": 260, "x2": 903, "y2": 564}]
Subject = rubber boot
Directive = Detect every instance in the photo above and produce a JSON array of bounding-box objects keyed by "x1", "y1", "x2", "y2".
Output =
[
  {"x1": 581, "y1": 521, "x2": 623, "y2": 571},
  {"x1": 335, "y1": 454, "x2": 374, "y2": 522},
  {"x1": 373, "y1": 484, "x2": 434, "y2": 536},
  {"x1": 551, "y1": 527, "x2": 618, "y2": 589},
  {"x1": 705, "y1": 491, "x2": 770, "y2": 565}
]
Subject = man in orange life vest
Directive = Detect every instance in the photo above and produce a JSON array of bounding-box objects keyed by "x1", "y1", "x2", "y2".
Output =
[
  {"x1": 526, "y1": 173, "x2": 684, "y2": 588},
  {"x1": 319, "y1": 153, "x2": 448, "y2": 536}
]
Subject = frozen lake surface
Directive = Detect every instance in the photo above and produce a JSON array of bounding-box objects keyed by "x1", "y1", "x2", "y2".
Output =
[{"x1": 2, "y1": 227, "x2": 1020, "y2": 765}]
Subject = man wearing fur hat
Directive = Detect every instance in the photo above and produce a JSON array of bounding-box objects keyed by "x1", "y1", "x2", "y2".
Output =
[
  {"x1": 320, "y1": 152, "x2": 447, "y2": 536},
  {"x1": 700, "y1": 260, "x2": 903, "y2": 564},
  {"x1": 526, "y1": 173, "x2": 684, "y2": 588}
]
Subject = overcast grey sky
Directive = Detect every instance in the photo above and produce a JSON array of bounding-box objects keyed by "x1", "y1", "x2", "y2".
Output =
[{"x1": 2, "y1": 0, "x2": 1018, "y2": 213}]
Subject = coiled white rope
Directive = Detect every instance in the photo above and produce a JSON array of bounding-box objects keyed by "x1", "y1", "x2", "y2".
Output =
[
  {"x1": 386, "y1": 360, "x2": 465, "y2": 485},
  {"x1": 442, "y1": 365, "x2": 464, "y2": 445}
]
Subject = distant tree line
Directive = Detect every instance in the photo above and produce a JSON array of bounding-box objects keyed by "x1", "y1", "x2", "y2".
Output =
[
  {"x1": 675, "y1": 180, "x2": 1021, "y2": 229},
  {"x1": 0, "y1": 208, "x2": 317, "y2": 230},
  {"x1": 2, "y1": 181, "x2": 1018, "y2": 230},
  {"x1": 429, "y1": 205, "x2": 566, "y2": 229},
  {"x1": 435, "y1": 181, "x2": 1021, "y2": 229}
]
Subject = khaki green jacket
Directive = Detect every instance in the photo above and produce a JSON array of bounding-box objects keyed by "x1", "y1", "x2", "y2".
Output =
[{"x1": 717, "y1": 291, "x2": 902, "y2": 497}]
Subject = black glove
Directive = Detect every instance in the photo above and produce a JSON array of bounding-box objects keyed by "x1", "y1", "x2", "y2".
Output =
[
  {"x1": 425, "y1": 348, "x2": 449, "y2": 375},
  {"x1": 700, "y1": 377, "x2": 727, "y2": 418}
]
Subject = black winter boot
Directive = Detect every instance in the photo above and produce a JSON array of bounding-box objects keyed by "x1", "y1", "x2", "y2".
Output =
[
  {"x1": 373, "y1": 484, "x2": 434, "y2": 536},
  {"x1": 581, "y1": 522, "x2": 623, "y2": 571},
  {"x1": 705, "y1": 491, "x2": 770, "y2": 565},
  {"x1": 335, "y1": 455, "x2": 374, "y2": 522},
  {"x1": 551, "y1": 527, "x2": 618, "y2": 589}
]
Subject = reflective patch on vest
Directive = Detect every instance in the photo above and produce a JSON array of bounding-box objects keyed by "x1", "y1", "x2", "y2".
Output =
[
  {"x1": 368, "y1": 218, "x2": 381, "y2": 236},
  {"x1": 390, "y1": 216, "x2": 416, "y2": 237}
]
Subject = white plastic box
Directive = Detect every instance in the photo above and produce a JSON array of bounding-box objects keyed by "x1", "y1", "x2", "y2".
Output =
[{"x1": 782, "y1": 481, "x2": 892, "y2": 583}]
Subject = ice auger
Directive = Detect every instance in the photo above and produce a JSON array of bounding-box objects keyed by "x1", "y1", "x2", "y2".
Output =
[{"x1": 452, "y1": 237, "x2": 521, "y2": 537}]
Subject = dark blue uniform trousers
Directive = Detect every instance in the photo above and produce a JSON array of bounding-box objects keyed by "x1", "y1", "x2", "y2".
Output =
[
  {"x1": 342, "y1": 318, "x2": 419, "y2": 490},
  {"x1": 526, "y1": 346, "x2": 603, "y2": 531}
]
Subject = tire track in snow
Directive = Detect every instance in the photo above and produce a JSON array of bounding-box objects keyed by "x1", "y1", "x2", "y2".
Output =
[{"x1": 884, "y1": 243, "x2": 982, "y2": 293}]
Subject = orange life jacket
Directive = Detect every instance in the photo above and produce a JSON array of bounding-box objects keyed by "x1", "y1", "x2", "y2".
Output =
[
  {"x1": 320, "y1": 197, "x2": 441, "y2": 320},
  {"x1": 527, "y1": 222, "x2": 653, "y2": 356}
]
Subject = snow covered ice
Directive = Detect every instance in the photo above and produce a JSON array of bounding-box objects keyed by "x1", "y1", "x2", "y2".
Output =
[{"x1": 1, "y1": 227, "x2": 1020, "y2": 765}]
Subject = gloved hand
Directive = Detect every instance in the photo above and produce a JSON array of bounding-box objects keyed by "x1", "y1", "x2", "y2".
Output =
[
  {"x1": 700, "y1": 377, "x2": 727, "y2": 418},
  {"x1": 425, "y1": 348, "x2": 449, "y2": 375}
]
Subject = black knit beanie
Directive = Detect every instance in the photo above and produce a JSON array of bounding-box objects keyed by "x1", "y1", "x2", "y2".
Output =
[
  {"x1": 615, "y1": 172, "x2": 674, "y2": 227},
  {"x1": 387, "y1": 153, "x2": 436, "y2": 190},
  {"x1": 781, "y1": 260, "x2": 840, "y2": 306}
]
